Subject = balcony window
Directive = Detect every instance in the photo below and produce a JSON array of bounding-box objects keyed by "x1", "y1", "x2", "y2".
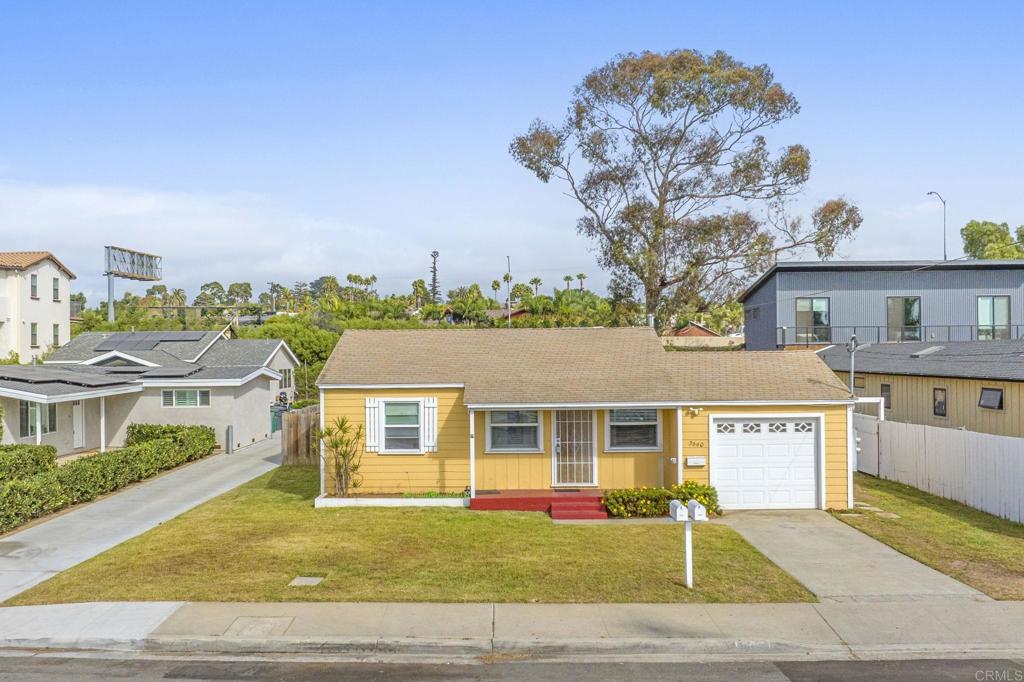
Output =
[
  {"x1": 795, "y1": 298, "x2": 830, "y2": 343},
  {"x1": 978, "y1": 296, "x2": 1010, "y2": 340},
  {"x1": 887, "y1": 297, "x2": 921, "y2": 341}
]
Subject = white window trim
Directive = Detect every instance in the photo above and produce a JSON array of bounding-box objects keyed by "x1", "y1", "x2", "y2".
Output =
[
  {"x1": 379, "y1": 398, "x2": 425, "y2": 455},
  {"x1": 485, "y1": 410, "x2": 544, "y2": 453},
  {"x1": 20, "y1": 401, "x2": 57, "y2": 437},
  {"x1": 161, "y1": 389, "x2": 212, "y2": 408},
  {"x1": 604, "y1": 408, "x2": 662, "y2": 452}
]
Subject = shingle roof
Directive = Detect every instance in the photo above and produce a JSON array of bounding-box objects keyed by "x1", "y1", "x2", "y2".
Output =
[
  {"x1": 197, "y1": 339, "x2": 283, "y2": 366},
  {"x1": 0, "y1": 251, "x2": 76, "y2": 279},
  {"x1": 318, "y1": 328, "x2": 851, "y2": 404},
  {"x1": 818, "y1": 341, "x2": 1024, "y2": 382}
]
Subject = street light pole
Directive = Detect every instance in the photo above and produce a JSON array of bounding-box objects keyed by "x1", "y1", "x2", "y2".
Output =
[{"x1": 927, "y1": 191, "x2": 947, "y2": 260}]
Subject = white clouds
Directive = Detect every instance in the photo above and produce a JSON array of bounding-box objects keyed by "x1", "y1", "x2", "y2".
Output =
[{"x1": 0, "y1": 180, "x2": 605, "y2": 304}]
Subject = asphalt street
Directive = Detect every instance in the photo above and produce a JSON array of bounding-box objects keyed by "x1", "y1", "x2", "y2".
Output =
[{"x1": 1, "y1": 656, "x2": 1022, "y2": 681}]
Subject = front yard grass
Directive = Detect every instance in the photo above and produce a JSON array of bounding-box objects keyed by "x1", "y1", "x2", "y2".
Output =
[
  {"x1": 8, "y1": 466, "x2": 812, "y2": 605},
  {"x1": 834, "y1": 473, "x2": 1024, "y2": 600}
]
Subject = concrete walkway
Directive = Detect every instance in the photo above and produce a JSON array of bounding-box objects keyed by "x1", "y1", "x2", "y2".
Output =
[
  {"x1": 3, "y1": 600, "x2": 1024, "y2": 660},
  {"x1": 0, "y1": 437, "x2": 280, "y2": 602},
  {"x1": 716, "y1": 510, "x2": 986, "y2": 602}
]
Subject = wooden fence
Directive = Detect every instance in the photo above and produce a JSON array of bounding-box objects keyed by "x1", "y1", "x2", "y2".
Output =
[
  {"x1": 282, "y1": 405, "x2": 319, "y2": 466},
  {"x1": 854, "y1": 416, "x2": 1024, "y2": 523}
]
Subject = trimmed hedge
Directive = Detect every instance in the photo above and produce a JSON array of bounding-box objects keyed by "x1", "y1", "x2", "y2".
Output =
[
  {"x1": 0, "y1": 444, "x2": 57, "y2": 485},
  {"x1": 603, "y1": 482, "x2": 721, "y2": 519},
  {"x1": 0, "y1": 425, "x2": 216, "y2": 533}
]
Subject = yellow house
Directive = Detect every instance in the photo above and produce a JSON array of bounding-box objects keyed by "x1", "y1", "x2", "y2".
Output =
[
  {"x1": 819, "y1": 340, "x2": 1024, "y2": 437},
  {"x1": 317, "y1": 328, "x2": 855, "y2": 514}
]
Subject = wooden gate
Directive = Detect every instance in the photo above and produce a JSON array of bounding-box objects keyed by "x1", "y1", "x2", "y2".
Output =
[{"x1": 282, "y1": 405, "x2": 320, "y2": 465}]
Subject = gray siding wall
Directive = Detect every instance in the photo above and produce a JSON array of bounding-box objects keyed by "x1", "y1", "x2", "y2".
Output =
[
  {"x1": 775, "y1": 269, "x2": 1024, "y2": 345},
  {"x1": 0, "y1": 396, "x2": 102, "y2": 451},
  {"x1": 742, "y1": 275, "x2": 778, "y2": 350},
  {"x1": 266, "y1": 346, "x2": 298, "y2": 403}
]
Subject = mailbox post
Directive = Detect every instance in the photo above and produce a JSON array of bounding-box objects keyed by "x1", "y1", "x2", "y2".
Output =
[{"x1": 669, "y1": 499, "x2": 708, "y2": 588}]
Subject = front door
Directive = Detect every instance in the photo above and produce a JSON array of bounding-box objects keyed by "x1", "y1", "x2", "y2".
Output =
[
  {"x1": 72, "y1": 400, "x2": 84, "y2": 449},
  {"x1": 553, "y1": 410, "x2": 596, "y2": 486}
]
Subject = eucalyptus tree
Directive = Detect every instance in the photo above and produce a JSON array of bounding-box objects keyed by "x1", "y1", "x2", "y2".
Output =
[{"x1": 512, "y1": 49, "x2": 862, "y2": 318}]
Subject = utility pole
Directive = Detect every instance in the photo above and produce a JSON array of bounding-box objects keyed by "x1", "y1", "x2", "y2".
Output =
[
  {"x1": 505, "y1": 256, "x2": 512, "y2": 328},
  {"x1": 846, "y1": 334, "x2": 859, "y2": 396},
  {"x1": 927, "y1": 191, "x2": 947, "y2": 260}
]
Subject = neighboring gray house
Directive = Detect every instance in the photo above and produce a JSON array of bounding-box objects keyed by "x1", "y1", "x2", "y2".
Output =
[
  {"x1": 739, "y1": 260, "x2": 1024, "y2": 350},
  {"x1": 0, "y1": 328, "x2": 298, "y2": 455}
]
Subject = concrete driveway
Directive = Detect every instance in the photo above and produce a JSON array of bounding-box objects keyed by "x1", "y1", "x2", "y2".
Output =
[
  {"x1": 0, "y1": 436, "x2": 280, "y2": 602},
  {"x1": 716, "y1": 510, "x2": 987, "y2": 603}
]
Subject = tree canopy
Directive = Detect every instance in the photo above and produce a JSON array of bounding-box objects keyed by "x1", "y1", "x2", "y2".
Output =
[
  {"x1": 511, "y1": 49, "x2": 862, "y2": 319},
  {"x1": 961, "y1": 220, "x2": 1024, "y2": 259}
]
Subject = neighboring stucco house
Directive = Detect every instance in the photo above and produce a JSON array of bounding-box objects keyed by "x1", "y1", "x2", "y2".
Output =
[
  {"x1": 0, "y1": 251, "x2": 76, "y2": 362},
  {"x1": 317, "y1": 328, "x2": 855, "y2": 513},
  {"x1": 820, "y1": 340, "x2": 1024, "y2": 438},
  {"x1": 0, "y1": 328, "x2": 298, "y2": 454},
  {"x1": 740, "y1": 260, "x2": 1024, "y2": 350}
]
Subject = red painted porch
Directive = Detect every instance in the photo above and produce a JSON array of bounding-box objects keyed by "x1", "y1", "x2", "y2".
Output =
[{"x1": 469, "y1": 489, "x2": 608, "y2": 519}]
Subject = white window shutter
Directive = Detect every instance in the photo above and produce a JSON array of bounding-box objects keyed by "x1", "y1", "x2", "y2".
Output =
[
  {"x1": 423, "y1": 397, "x2": 438, "y2": 453},
  {"x1": 365, "y1": 398, "x2": 380, "y2": 452}
]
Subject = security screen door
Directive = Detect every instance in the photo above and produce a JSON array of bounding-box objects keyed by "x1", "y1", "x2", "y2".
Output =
[{"x1": 554, "y1": 410, "x2": 595, "y2": 486}]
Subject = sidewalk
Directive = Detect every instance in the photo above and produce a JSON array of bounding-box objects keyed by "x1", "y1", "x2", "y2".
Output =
[
  {"x1": 3, "y1": 599, "x2": 1024, "y2": 661},
  {"x1": 0, "y1": 437, "x2": 280, "y2": 602}
]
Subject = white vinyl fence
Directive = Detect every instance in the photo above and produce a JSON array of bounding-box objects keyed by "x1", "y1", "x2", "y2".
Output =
[{"x1": 854, "y1": 416, "x2": 1024, "y2": 523}]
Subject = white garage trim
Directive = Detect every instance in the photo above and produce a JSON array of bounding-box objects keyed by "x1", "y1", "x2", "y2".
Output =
[{"x1": 708, "y1": 413, "x2": 826, "y2": 511}]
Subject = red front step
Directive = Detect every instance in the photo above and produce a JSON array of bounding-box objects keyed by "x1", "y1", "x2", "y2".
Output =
[{"x1": 550, "y1": 500, "x2": 608, "y2": 520}]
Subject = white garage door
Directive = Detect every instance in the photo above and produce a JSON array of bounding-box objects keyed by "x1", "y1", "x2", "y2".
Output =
[{"x1": 711, "y1": 418, "x2": 818, "y2": 510}]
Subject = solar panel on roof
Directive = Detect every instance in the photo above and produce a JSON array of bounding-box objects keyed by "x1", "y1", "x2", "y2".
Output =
[{"x1": 94, "y1": 331, "x2": 206, "y2": 352}]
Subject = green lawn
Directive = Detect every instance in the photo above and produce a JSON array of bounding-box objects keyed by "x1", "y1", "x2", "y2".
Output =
[
  {"x1": 8, "y1": 466, "x2": 811, "y2": 605},
  {"x1": 834, "y1": 473, "x2": 1024, "y2": 600}
]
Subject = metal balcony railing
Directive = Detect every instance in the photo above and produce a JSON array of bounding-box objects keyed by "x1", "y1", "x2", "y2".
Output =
[{"x1": 776, "y1": 325, "x2": 1024, "y2": 346}]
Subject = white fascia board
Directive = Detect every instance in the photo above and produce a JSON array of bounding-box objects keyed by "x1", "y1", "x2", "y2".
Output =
[
  {"x1": 318, "y1": 383, "x2": 465, "y2": 389},
  {"x1": 142, "y1": 367, "x2": 280, "y2": 388},
  {"x1": 265, "y1": 340, "x2": 300, "y2": 367},
  {"x1": 464, "y1": 399, "x2": 856, "y2": 410},
  {"x1": 81, "y1": 351, "x2": 160, "y2": 367},
  {"x1": 0, "y1": 383, "x2": 143, "y2": 404}
]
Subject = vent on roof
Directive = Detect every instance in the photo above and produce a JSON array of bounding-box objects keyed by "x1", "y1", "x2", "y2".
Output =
[{"x1": 910, "y1": 346, "x2": 944, "y2": 358}]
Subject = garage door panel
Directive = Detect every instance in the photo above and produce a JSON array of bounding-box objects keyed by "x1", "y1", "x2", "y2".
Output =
[{"x1": 712, "y1": 418, "x2": 818, "y2": 510}]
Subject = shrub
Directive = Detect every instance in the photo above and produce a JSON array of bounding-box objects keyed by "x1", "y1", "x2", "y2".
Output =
[
  {"x1": 603, "y1": 482, "x2": 721, "y2": 519},
  {"x1": 0, "y1": 425, "x2": 216, "y2": 533},
  {"x1": 0, "y1": 444, "x2": 58, "y2": 485},
  {"x1": 125, "y1": 423, "x2": 191, "y2": 446},
  {"x1": 290, "y1": 399, "x2": 318, "y2": 409}
]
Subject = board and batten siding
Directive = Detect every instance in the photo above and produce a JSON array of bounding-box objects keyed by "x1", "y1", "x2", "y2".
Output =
[
  {"x1": 838, "y1": 370, "x2": 1024, "y2": 438},
  {"x1": 321, "y1": 387, "x2": 470, "y2": 494}
]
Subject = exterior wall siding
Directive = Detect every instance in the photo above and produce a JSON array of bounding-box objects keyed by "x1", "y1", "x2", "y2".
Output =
[
  {"x1": 322, "y1": 389, "x2": 851, "y2": 508},
  {"x1": 775, "y1": 269, "x2": 1024, "y2": 345},
  {"x1": 837, "y1": 370, "x2": 1024, "y2": 437},
  {"x1": 742, "y1": 274, "x2": 778, "y2": 350}
]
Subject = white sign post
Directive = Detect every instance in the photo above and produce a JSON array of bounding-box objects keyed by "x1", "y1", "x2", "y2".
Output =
[{"x1": 669, "y1": 499, "x2": 708, "y2": 589}]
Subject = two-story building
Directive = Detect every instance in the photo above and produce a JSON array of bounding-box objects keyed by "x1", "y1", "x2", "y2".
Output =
[
  {"x1": 740, "y1": 260, "x2": 1024, "y2": 351},
  {"x1": 0, "y1": 251, "x2": 76, "y2": 362}
]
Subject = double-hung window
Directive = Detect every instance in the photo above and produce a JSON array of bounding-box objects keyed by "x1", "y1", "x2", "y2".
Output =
[
  {"x1": 606, "y1": 409, "x2": 661, "y2": 450},
  {"x1": 795, "y1": 298, "x2": 830, "y2": 343},
  {"x1": 382, "y1": 401, "x2": 421, "y2": 453},
  {"x1": 52, "y1": 277, "x2": 60, "y2": 302},
  {"x1": 30, "y1": 274, "x2": 38, "y2": 299},
  {"x1": 487, "y1": 411, "x2": 541, "y2": 452},
  {"x1": 19, "y1": 401, "x2": 57, "y2": 438},
  {"x1": 978, "y1": 296, "x2": 1010, "y2": 340},
  {"x1": 30, "y1": 323, "x2": 38, "y2": 347},
  {"x1": 161, "y1": 389, "x2": 211, "y2": 407},
  {"x1": 52, "y1": 324, "x2": 60, "y2": 347}
]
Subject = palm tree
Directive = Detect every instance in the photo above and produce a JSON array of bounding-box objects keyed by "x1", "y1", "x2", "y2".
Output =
[
  {"x1": 576, "y1": 273, "x2": 587, "y2": 291},
  {"x1": 491, "y1": 279, "x2": 501, "y2": 304},
  {"x1": 529, "y1": 277, "x2": 542, "y2": 295},
  {"x1": 169, "y1": 288, "x2": 186, "y2": 307},
  {"x1": 563, "y1": 275, "x2": 573, "y2": 291}
]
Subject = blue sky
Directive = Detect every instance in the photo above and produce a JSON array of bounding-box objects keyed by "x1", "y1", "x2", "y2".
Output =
[{"x1": 1, "y1": 1, "x2": 1022, "y2": 303}]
